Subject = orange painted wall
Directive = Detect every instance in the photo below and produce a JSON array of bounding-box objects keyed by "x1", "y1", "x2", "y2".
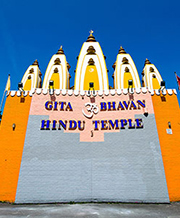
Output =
[
  {"x1": 0, "y1": 94, "x2": 31, "y2": 202},
  {"x1": 152, "y1": 92, "x2": 180, "y2": 201}
]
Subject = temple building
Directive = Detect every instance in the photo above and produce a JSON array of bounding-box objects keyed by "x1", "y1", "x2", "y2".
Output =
[{"x1": 0, "y1": 32, "x2": 180, "y2": 204}]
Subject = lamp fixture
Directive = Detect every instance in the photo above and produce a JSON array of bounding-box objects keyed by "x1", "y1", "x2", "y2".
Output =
[
  {"x1": 159, "y1": 80, "x2": 165, "y2": 91},
  {"x1": 18, "y1": 82, "x2": 24, "y2": 92},
  {"x1": 18, "y1": 82, "x2": 25, "y2": 95},
  {"x1": 12, "y1": 123, "x2": 16, "y2": 131},
  {"x1": 49, "y1": 80, "x2": 54, "y2": 95},
  {"x1": 88, "y1": 82, "x2": 94, "y2": 96},
  {"x1": 128, "y1": 80, "x2": 133, "y2": 93},
  {"x1": 168, "y1": 121, "x2": 171, "y2": 129}
]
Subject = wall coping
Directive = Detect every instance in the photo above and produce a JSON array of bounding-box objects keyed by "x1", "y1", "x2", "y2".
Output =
[{"x1": 7, "y1": 88, "x2": 177, "y2": 97}]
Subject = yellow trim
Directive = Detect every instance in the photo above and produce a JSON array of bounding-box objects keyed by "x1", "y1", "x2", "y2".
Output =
[
  {"x1": 50, "y1": 72, "x2": 60, "y2": 89},
  {"x1": 152, "y1": 76, "x2": 160, "y2": 89},
  {"x1": 23, "y1": 76, "x2": 32, "y2": 91}
]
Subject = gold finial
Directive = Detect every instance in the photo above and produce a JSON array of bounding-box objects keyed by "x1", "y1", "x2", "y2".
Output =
[
  {"x1": 54, "y1": 67, "x2": 58, "y2": 73},
  {"x1": 150, "y1": 67, "x2": 154, "y2": 72},
  {"x1": 118, "y1": 46, "x2": 126, "y2": 54},
  {"x1": 89, "y1": 30, "x2": 94, "y2": 35},
  {"x1": 54, "y1": 58, "x2": 61, "y2": 65},
  {"x1": 125, "y1": 67, "x2": 129, "y2": 72},
  {"x1": 122, "y1": 57, "x2": 129, "y2": 64},
  {"x1": 87, "y1": 46, "x2": 96, "y2": 55},
  {"x1": 86, "y1": 30, "x2": 96, "y2": 42},
  {"x1": 32, "y1": 59, "x2": 39, "y2": 66},
  {"x1": 144, "y1": 58, "x2": 151, "y2": 65},
  {"x1": 29, "y1": 68, "x2": 34, "y2": 74},
  {"x1": 88, "y1": 58, "x2": 95, "y2": 65},
  {"x1": 57, "y1": 45, "x2": 64, "y2": 54}
]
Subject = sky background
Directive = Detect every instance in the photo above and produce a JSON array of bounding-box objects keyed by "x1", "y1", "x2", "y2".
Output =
[{"x1": 0, "y1": 0, "x2": 180, "y2": 105}]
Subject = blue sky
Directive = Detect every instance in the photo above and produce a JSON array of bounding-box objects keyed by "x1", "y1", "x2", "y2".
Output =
[{"x1": 0, "y1": 0, "x2": 180, "y2": 102}]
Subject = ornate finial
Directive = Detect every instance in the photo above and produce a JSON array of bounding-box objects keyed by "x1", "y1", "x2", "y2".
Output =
[
  {"x1": 150, "y1": 67, "x2": 154, "y2": 72},
  {"x1": 88, "y1": 58, "x2": 95, "y2": 65},
  {"x1": 144, "y1": 58, "x2": 151, "y2": 65},
  {"x1": 32, "y1": 59, "x2": 39, "y2": 66},
  {"x1": 87, "y1": 46, "x2": 96, "y2": 55},
  {"x1": 118, "y1": 46, "x2": 126, "y2": 54},
  {"x1": 86, "y1": 30, "x2": 96, "y2": 42},
  {"x1": 122, "y1": 57, "x2": 129, "y2": 64},
  {"x1": 54, "y1": 58, "x2": 61, "y2": 65},
  {"x1": 112, "y1": 61, "x2": 116, "y2": 70},
  {"x1": 57, "y1": 45, "x2": 64, "y2": 54},
  {"x1": 125, "y1": 67, "x2": 129, "y2": 72},
  {"x1": 29, "y1": 68, "x2": 34, "y2": 74},
  {"x1": 54, "y1": 68, "x2": 58, "y2": 73},
  {"x1": 67, "y1": 62, "x2": 71, "y2": 70},
  {"x1": 90, "y1": 30, "x2": 94, "y2": 35}
]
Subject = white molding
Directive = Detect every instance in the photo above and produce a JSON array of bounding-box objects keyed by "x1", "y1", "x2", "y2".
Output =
[
  {"x1": 110, "y1": 89, "x2": 115, "y2": 96},
  {"x1": 68, "y1": 89, "x2": 73, "y2": 96},
  {"x1": 36, "y1": 88, "x2": 42, "y2": 95}
]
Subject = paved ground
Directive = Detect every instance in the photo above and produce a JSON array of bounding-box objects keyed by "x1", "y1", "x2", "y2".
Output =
[{"x1": 0, "y1": 202, "x2": 180, "y2": 218}]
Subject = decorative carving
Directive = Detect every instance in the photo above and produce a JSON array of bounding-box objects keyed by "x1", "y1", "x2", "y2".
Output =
[
  {"x1": 122, "y1": 57, "x2": 129, "y2": 64},
  {"x1": 88, "y1": 58, "x2": 95, "y2": 65},
  {"x1": 54, "y1": 67, "x2": 58, "y2": 73},
  {"x1": 57, "y1": 45, "x2": 64, "y2": 54},
  {"x1": 29, "y1": 68, "x2": 34, "y2": 74},
  {"x1": 28, "y1": 75, "x2": 31, "y2": 79},
  {"x1": 87, "y1": 46, "x2": 96, "y2": 55},
  {"x1": 86, "y1": 30, "x2": 96, "y2": 42},
  {"x1": 112, "y1": 61, "x2": 116, "y2": 70},
  {"x1": 152, "y1": 74, "x2": 156, "y2": 78},
  {"x1": 54, "y1": 58, "x2": 61, "y2": 65},
  {"x1": 150, "y1": 67, "x2": 154, "y2": 72},
  {"x1": 125, "y1": 67, "x2": 129, "y2": 72},
  {"x1": 67, "y1": 62, "x2": 71, "y2": 70},
  {"x1": 144, "y1": 58, "x2": 151, "y2": 65},
  {"x1": 118, "y1": 46, "x2": 126, "y2": 54}
]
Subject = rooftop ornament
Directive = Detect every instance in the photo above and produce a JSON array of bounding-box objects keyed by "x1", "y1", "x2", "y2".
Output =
[
  {"x1": 118, "y1": 46, "x2": 126, "y2": 54},
  {"x1": 144, "y1": 58, "x2": 151, "y2": 65},
  {"x1": 57, "y1": 45, "x2": 64, "y2": 54},
  {"x1": 86, "y1": 30, "x2": 96, "y2": 42},
  {"x1": 32, "y1": 59, "x2": 39, "y2": 66}
]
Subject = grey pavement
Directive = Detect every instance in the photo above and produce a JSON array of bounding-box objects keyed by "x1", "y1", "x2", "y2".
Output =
[{"x1": 0, "y1": 202, "x2": 180, "y2": 218}]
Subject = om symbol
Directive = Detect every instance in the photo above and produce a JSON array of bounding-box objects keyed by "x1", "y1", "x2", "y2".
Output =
[{"x1": 82, "y1": 102, "x2": 99, "y2": 118}]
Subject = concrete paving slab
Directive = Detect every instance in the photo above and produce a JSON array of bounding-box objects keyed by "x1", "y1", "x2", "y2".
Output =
[{"x1": 0, "y1": 202, "x2": 180, "y2": 218}]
